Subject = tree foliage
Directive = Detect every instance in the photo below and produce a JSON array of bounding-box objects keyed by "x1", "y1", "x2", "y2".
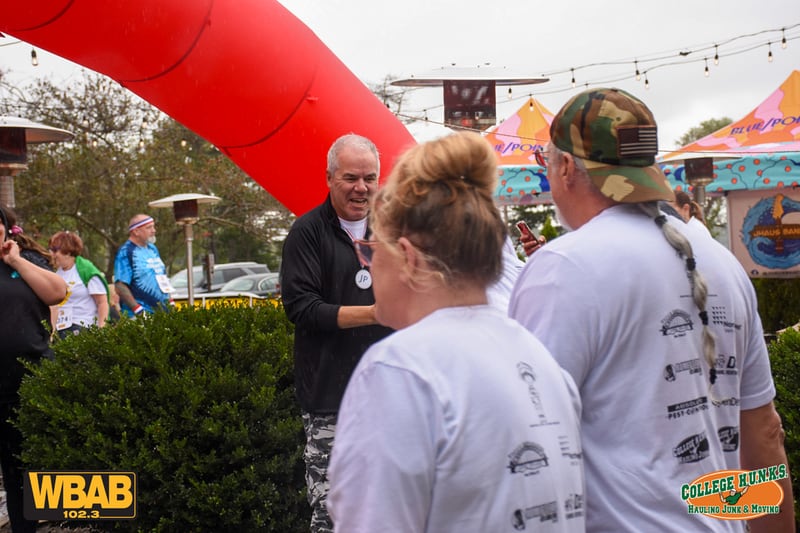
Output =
[
  {"x1": 367, "y1": 75, "x2": 415, "y2": 123},
  {"x1": 674, "y1": 116, "x2": 733, "y2": 148},
  {"x1": 0, "y1": 72, "x2": 294, "y2": 277}
]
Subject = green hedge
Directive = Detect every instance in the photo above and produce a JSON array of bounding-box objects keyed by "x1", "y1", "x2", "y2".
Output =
[
  {"x1": 753, "y1": 278, "x2": 800, "y2": 334},
  {"x1": 768, "y1": 327, "x2": 800, "y2": 529},
  {"x1": 17, "y1": 305, "x2": 310, "y2": 532}
]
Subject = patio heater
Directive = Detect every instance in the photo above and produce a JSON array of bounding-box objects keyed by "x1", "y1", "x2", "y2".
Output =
[
  {"x1": 391, "y1": 66, "x2": 548, "y2": 132},
  {"x1": 0, "y1": 116, "x2": 73, "y2": 208},
  {"x1": 149, "y1": 193, "x2": 221, "y2": 307},
  {"x1": 684, "y1": 156, "x2": 715, "y2": 213}
]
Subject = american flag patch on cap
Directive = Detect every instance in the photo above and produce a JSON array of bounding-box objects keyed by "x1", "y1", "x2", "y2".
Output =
[{"x1": 617, "y1": 125, "x2": 658, "y2": 158}]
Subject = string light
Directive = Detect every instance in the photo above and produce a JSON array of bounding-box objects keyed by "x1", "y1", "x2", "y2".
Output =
[
  {"x1": 138, "y1": 138, "x2": 145, "y2": 149},
  {"x1": 10, "y1": 22, "x2": 798, "y2": 134},
  {"x1": 529, "y1": 97, "x2": 534, "y2": 112},
  {"x1": 531, "y1": 22, "x2": 799, "y2": 94},
  {"x1": 392, "y1": 23, "x2": 795, "y2": 122},
  {"x1": 81, "y1": 115, "x2": 89, "y2": 128}
]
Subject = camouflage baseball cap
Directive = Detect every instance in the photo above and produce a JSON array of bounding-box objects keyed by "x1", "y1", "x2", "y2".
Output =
[{"x1": 549, "y1": 88, "x2": 673, "y2": 203}]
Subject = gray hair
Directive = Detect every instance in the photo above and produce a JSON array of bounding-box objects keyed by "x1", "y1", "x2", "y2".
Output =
[
  {"x1": 550, "y1": 144, "x2": 606, "y2": 201},
  {"x1": 326, "y1": 134, "x2": 380, "y2": 176}
]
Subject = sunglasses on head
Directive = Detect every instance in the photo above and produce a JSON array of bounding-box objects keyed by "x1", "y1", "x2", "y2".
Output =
[
  {"x1": 534, "y1": 147, "x2": 548, "y2": 168},
  {"x1": 354, "y1": 239, "x2": 377, "y2": 267}
]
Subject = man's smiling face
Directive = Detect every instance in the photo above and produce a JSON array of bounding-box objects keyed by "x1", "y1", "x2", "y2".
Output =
[{"x1": 327, "y1": 144, "x2": 379, "y2": 221}]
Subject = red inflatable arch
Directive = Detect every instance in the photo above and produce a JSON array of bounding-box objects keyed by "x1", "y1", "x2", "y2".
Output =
[{"x1": 0, "y1": 0, "x2": 415, "y2": 215}]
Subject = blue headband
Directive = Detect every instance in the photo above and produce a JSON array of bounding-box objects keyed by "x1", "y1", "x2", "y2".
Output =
[{"x1": 129, "y1": 216, "x2": 154, "y2": 232}]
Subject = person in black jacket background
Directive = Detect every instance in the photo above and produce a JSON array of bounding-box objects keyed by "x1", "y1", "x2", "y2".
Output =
[
  {"x1": 0, "y1": 205, "x2": 67, "y2": 533},
  {"x1": 279, "y1": 134, "x2": 392, "y2": 533}
]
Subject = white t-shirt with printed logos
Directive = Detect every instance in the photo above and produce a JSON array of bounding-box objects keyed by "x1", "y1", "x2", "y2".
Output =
[
  {"x1": 509, "y1": 204, "x2": 774, "y2": 532},
  {"x1": 56, "y1": 264, "x2": 105, "y2": 329},
  {"x1": 487, "y1": 236, "x2": 526, "y2": 312},
  {"x1": 328, "y1": 305, "x2": 585, "y2": 533}
]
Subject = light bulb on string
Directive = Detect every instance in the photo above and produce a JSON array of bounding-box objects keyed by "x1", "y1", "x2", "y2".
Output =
[
  {"x1": 634, "y1": 60, "x2": 641, "y2": 81},
  {"x1": 81, "y1": 115, "x2": 89, "y2": 128},
  {"x1": 529, "y1": 97, "x2": 534, "y2": 112},
  {"x1": 768, "y1": 42, "x2": 773, "y2": 62},
  {"x1": 644, "y1": 74, "x2": 650, "y2": 90},
  {"x1": 30, "y1": 48, "x2": 38, "y2": 67},
  {"x1": 571, "y1": 68, "x2": 576, "y2": 88},
  {"x1": 704, "y1": 58, "x2": 710, "y2": 77},
  {"x1": 782, "y1": 28, "x2": 787, "y2": 49},
  {"x1": 714, "y1": 45, "x2": 719, "y2": 66},
  {"x1": 139, "y1": 138, "x2": 145, "y2": 150},
  {"x1": 507, "y1": 87, "x2": 513, "y2": 100}
]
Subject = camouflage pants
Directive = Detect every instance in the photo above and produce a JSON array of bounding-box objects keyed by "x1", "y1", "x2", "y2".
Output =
[{"x1": 301, "y1": 411, "x2": 337, "y2": 533}]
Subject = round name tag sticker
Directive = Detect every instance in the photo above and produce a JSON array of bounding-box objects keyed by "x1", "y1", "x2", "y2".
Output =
[{"x1": 355, "y1": 269, "x2": 372, "y2": 289}]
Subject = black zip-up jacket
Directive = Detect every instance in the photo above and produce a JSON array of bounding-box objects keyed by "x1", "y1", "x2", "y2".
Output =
[{"x1": 280, "y1": 196, "x2": 393, "y2": 413}]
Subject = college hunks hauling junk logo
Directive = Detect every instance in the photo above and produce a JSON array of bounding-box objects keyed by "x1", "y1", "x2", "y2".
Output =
[{"x1": 681, "y1": 464, "x2": 787, "y2": 520}]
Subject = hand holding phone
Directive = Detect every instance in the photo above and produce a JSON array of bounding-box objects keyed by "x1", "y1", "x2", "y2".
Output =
[
  {"x1": 516, "y1": 221, "x2": 545, "y2": 257},
  {"x1": 516, "y1": 221, "x2": 536, "y2": 240}
]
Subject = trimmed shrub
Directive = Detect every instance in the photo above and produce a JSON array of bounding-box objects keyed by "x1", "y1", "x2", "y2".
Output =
[
  {"x1": 768, "y1": 327, "x2": 800, "y2": 529},
  {"x1": 752, "y1": 278, "x2": 800, "y2": 334},
  {"x1": 17, "y1": 304, "x2": 309, "y2": 532}
]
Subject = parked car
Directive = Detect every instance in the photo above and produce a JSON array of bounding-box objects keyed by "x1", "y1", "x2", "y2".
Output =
[
  {"x1": 170, "y1": 262, "x2": 270, "y2": 297},
  {"x1": 219, "y1": 273, "x2": 281, "y2": 298}
]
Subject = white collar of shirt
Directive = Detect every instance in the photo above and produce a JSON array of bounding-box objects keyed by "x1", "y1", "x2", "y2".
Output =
[{"x1": 339, "y1": 217, "x2": 368, "y2": 241}]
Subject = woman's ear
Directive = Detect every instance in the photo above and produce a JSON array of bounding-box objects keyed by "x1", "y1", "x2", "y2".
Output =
[{"x1": 396, "y1": 236, "x2": 418, "y2": 272}]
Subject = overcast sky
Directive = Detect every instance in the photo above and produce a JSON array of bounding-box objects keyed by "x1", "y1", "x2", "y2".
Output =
[
  {"x1": 1, "y1": 0, "x2": 798, "y2": 151},
  {"x1": 277, "y1": 0, "x2": 799, "y2": 150}
]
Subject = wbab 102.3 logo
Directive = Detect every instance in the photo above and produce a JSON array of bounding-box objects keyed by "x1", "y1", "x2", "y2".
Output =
[
  {"x1": 23, "y1": 471, "x2": 136, "y2": 521},
  {"x1": 681, "y1": 464, "x2": 787, "y2": 520}
]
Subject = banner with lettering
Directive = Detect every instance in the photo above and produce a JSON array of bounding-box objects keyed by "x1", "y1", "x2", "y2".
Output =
[
  {"x1": 728, "y1": 188, "x2": 800, "y2": 278},
  {"x1": 661, "y1": 70, "x2": 800, "y2": 161},
  {"x1": 485, "y1": 98, "x2": 554, "y2": 167}
]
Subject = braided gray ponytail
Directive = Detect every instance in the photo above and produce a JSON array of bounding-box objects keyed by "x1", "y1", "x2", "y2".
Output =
[{"x1": 639, "y1": 202, "x2": 720, "y2": 402}]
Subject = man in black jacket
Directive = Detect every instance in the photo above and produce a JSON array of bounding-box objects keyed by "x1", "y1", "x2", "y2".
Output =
[{"x1": 280, "y1": 133, "x2": 392, "y2": 533}]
